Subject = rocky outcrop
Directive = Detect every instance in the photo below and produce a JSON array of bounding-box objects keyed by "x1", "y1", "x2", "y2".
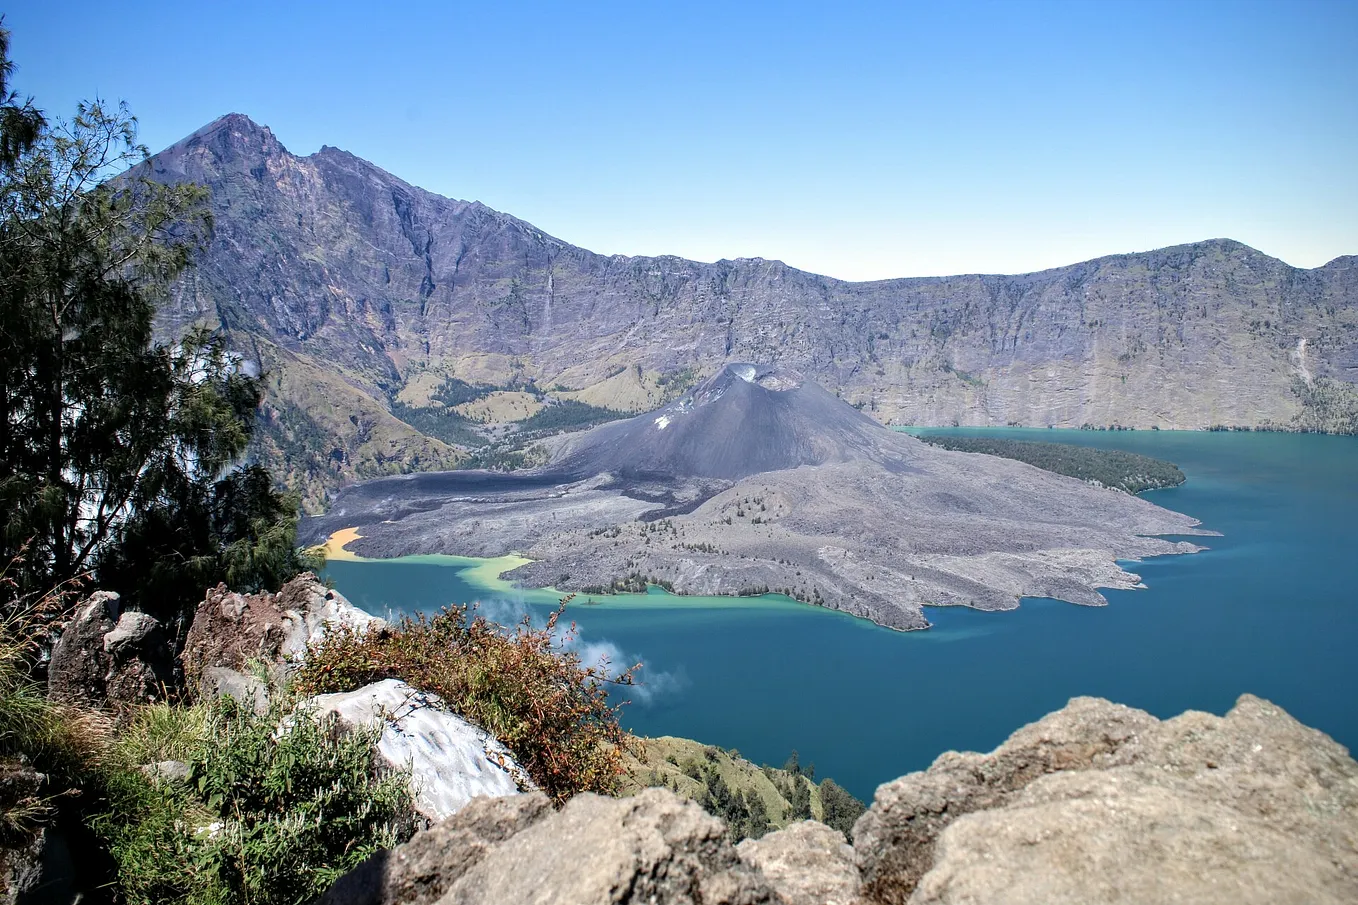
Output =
[
  {"x1": 304, "y1": 680, "x2": 526, "y2": 823},
  {"x1": 47, "y1": 591, "x2": 173, "y2": 708},
  {"x1": 323, "y1": 787, "x2": 779, "y2": 905},
  {"x1": 320, "y1": 695, "x2": 1358, "y2": 905},
  {"x1": 854, "y1": 694, "x2": 1358, "y2": 904},
  {"x1": 181, "y1": 572, "x2": 381, "y2": 700},
  {"x1": 737, "y1": 821, "x2": 862, "y2": 905},
  {"x1": 317, "y1": 794, "x2": 555, "y2": 905}
]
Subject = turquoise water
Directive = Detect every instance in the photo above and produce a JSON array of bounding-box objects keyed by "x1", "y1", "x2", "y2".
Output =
[{"x1": 324, "y1": 430, "x2": 1358, "y2": 801}]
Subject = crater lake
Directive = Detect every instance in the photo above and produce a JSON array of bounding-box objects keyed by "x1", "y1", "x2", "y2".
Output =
[{"x1": 322, "y1": 429, "x2": 1357, "y2": 801}]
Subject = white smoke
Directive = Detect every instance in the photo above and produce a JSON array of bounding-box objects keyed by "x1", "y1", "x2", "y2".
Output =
[{"x1": 470, "y1": 596, "x2": 686, "y2": 706}]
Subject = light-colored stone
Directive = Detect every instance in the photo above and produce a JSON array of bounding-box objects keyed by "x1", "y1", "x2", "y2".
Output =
[
  {"x1": 854, "y1": 694, "x2": 1358, "y2": 905},
  {"x1": 304, "y1": 679, "x2": 524, "y2": 822},
  {"x1": 436, "y1": 788, "x2": 778, "y2": 905},
  {"x1": 200, "y1": 666, "x2": 269, "y2": 714},
  {"x1": 317, "y1": 794, "x2": 553, "y2": 905},
  {"x1": 738, "y1": 820, "x2": 862, "y2": 905},
  {"x1": 139, "y1": 760, "x2": 192, "y2": 784},
  {"x1": 101, "y1": 611, "x2": 158, "y2": 655}
]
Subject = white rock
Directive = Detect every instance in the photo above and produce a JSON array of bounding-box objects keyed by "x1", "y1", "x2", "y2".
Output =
[
  {"x1": 305, "y1": 679, "x2": 525, "y2": 822},
  {"x1": 280, "y1": 584, "x2": 385, "y2": 663}
]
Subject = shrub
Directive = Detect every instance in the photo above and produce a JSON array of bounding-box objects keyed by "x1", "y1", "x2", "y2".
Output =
[
  {"x1": 296, "y1": 600, "x2": 637, "y2": 802},
  {"x1": 817, "y1": 777, "x2": 866, "y2": 838},
  {"x1": 96, "y1": 695, "x2": 414, "y2": 905}
]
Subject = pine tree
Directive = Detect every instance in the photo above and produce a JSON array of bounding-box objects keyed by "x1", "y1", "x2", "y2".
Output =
[{"x1": 0, "y1": 24, "x2": 315, "y2": 638}]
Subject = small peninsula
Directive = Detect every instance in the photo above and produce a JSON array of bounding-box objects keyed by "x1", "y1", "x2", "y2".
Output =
[{"x1": 913, "y1": 435, "x2": 1186, "y2": 495}]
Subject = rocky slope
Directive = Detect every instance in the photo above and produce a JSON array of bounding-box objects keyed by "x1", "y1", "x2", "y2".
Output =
[
  {"x1": 320, "y1": 694, "x2": 1358, "y2": 905},
  {"x1": 144, "y1": 114, "x2": 1358, "y2": 505}
]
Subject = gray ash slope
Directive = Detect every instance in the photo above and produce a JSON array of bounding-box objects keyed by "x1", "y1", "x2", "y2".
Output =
[
  {"x1": 552, "y1": 364, "x2": 906, "y2": 481},
  {"x1": 308, "y1": 364, "x2": 1212, "y2": 631}
]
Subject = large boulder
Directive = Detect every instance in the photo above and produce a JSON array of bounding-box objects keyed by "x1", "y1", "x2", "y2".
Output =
[
  {"x1": 47, "y1": 591, "x2": 172, "y2": 708},
  {"x1": 737, "y1": 821, "x2": 862, "y2": 905},
  {"x1": 317, "y1": 793, "x2": 554, "y2": 905},
  {"x1": 181, "y1": 572, "x2": 382, "y2": 701},
  {"x1": 321, "y1": 787, "x2": 781, "y2": 905},
  {"x1": 303, "y1": 679, "x2": 526, "y2": 823},
  {"x1": 854, "y1": 694, "x2": 1358, "y2": 905}
]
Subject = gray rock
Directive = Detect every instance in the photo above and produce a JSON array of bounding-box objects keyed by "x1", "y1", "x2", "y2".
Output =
[
  {"x1": 181, "y1": 573, "x2": 382, "y2": 697},
  {"x1": 47, "y1": 591, "x2": 171, "y2": 708},
  {"x1": 199, "y1": 666, "x2": 270, "y2": 714},
  {"x1": 101, "y1": 611, "x2": 158, "y2": 655},
  {"x1": 303, "y1": 679, "x2": 525, "y2": 823},
  {"x1": 324, "y1": 787, "x2": 779, "y2": 905},
  {"x1": 854, "y1": 694, "x2": 1358, "y2": 905},
  {"x1": 737, "y1": 820, "x2": 862, "y2": 905},
  {"x1": 317, "y1": 793, "x2": 553, "y2": 905},
  {"x1": 437, "y1": 788, "x2": 778, "y2": 905},
  {"x1": 1, "y1": 825, "x2": 75, "y2": 905},
  {"x1": 139, "y1": 760, "x2": 192, "y2": 784}
]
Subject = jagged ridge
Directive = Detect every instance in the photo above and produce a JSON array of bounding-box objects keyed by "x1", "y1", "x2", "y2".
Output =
[{"x1": 145, "y1": 114, "x2": 1358, "y2": 503}]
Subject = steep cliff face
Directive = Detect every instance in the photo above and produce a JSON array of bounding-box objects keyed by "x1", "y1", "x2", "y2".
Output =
[{"x1": 147, "y1": 114, "x2": 1358, "y2": 500}]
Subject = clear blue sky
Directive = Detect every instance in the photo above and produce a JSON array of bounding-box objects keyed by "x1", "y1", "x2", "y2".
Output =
[{"x1": 7, "y1": 0, "x2": 1356, "y2": 280}]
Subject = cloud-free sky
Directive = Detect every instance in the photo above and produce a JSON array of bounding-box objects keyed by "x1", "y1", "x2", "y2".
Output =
[{"x1": 8, "y1": 0, "x2": 1355, "y2": 280}]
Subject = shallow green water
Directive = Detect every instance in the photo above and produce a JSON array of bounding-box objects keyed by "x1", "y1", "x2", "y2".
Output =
[{"x1": 324, "y1": 430, "x2": 1358, "y2": 801}]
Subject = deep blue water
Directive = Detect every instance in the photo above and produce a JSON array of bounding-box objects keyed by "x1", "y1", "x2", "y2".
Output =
[{"x1": 324, "y1": 430, "x2": 1358, "y2": 801}]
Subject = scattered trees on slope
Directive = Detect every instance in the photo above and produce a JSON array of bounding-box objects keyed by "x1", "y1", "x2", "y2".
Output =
[{"x1": 916, "y1": 435, "x2": 1185, "y2": 494}]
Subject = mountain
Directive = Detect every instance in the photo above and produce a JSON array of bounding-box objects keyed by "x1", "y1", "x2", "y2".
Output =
[
  {"x1": 144, "y1": 114, "x2": 1358, "y2": 505},
  {"x1": 303, "y1": 364, "x2": 1211, "y2": 631},
  {"x1": 551, "y1": 364, "x2": 900, "y2": 482}
]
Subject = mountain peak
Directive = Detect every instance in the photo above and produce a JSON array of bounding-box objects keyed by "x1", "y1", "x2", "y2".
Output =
[{"x1": 156, "y1": 113, "x2": 285, "y2": 163}]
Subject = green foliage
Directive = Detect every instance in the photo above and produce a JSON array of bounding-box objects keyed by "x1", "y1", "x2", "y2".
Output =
[
  {"x1": 296, "y1": 600, "x2": 637, "y2": 802},
  {"x1": 696, "y1": 766, "x2": 772, "y2": 842},
  {"x1": 1293, "y1": 377, "x2": 1358, "y2": 435},
  {"x1": 580, "y1": 572, "x2": 674, "y2": 595},
  {"x1": 817, "y1": 777, "x2": 866, "y2": 838},
  {"x1": 917, "y1": 435, "x2": 1185, "y2": 494},
  {"x1": 656, "y1": 367, "x2": 699, "y2": 402},
  {"x1": 431, "y1": 376, "x2": 496, "y2": 408},
  {"x1": 96, "y1": 696, "x2": 413, "y2": 905},
  {"x1": 0, "y1": 23, "x2": 43, "y2": 172},
  {"x1": 0, "y1": 45, "x2": 311, "y2": 630},
  {"x1": 775, "y1": 752, "x2": 814, "y2": 821},
  {"x1": 516, "y1": 399, "x2": 629, "y2": 434},
  {"x1": 461, "y1": 440, "x2": 550, "y2": 471},
  {"x1": 0, "y1": 594, "x2": 107, "y2": 845},
  {"x1": 389, "y1": 401, "x2": 486, "y2": 447}
]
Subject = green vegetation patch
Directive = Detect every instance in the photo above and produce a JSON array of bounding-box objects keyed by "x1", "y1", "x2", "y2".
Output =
[
  {"x1": 1293, "y1": 377, "x2": 1358, "y2": 435},
  {"x1": 95, "y1": 696, "x2": 413, "y2": 905},
  {"x1": 517, "y1": 399, "x2": 631, "y2": 434},
  {"x1": 432, "y1": 376, "x2": 497, "y2": 408},
  {"x1": 622, "y1": 738, "x2": 865, "y2": 841},
  {"x1": 390, "y1": 401, "x2": 487, "y2": 447},
  {"x1": 918, "y1": 435, "x2": 1185, "y2": 494}
]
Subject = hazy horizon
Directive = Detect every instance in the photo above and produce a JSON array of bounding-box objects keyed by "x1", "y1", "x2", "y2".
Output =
[{"x1": 9, "y1": 0, "x2": 1356, "y2": 280}]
